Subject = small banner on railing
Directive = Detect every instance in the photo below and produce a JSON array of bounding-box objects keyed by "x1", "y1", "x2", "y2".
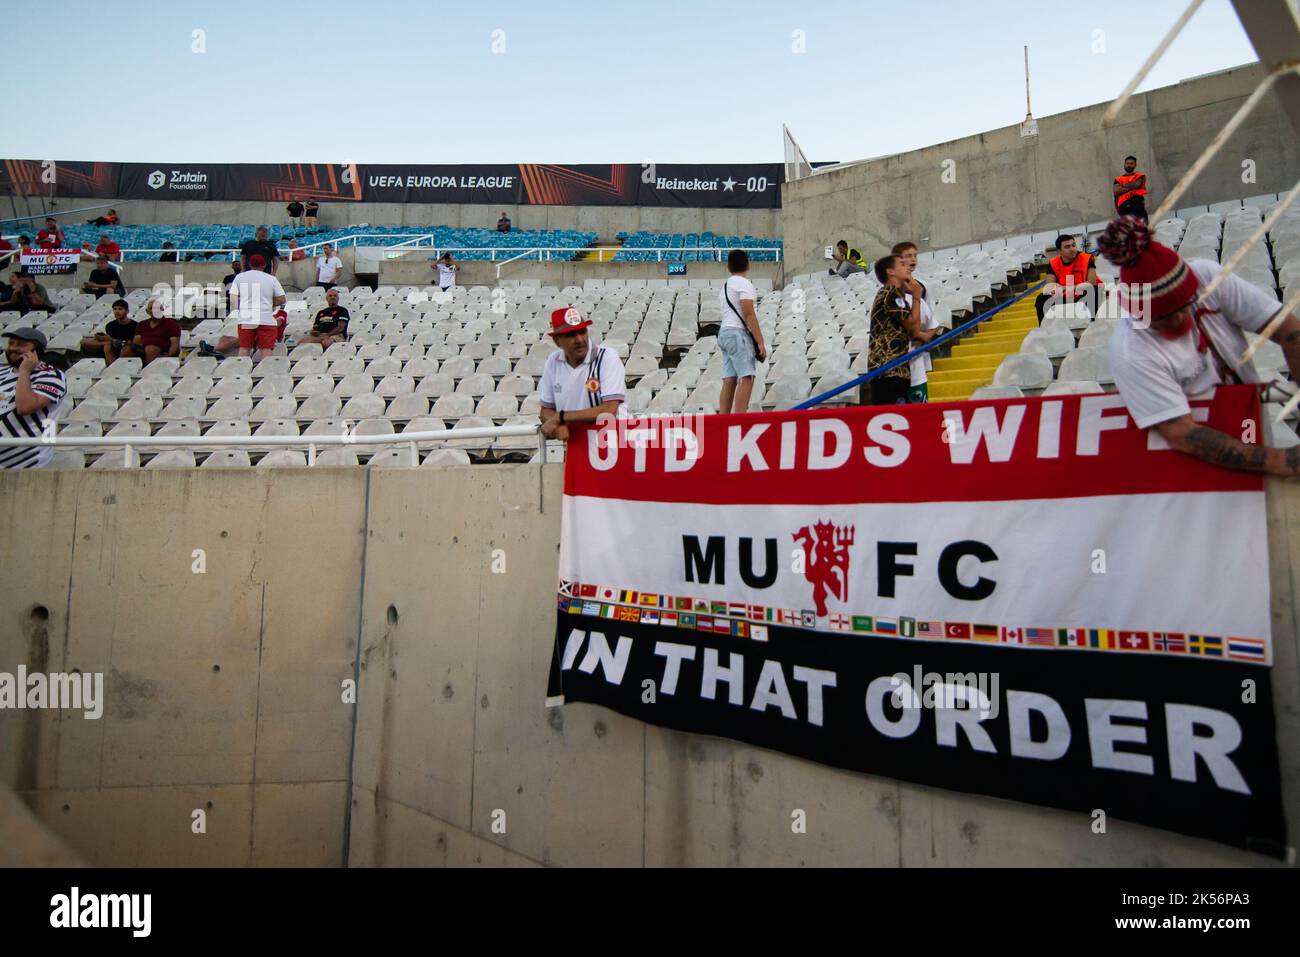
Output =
[
  {"x1": 19, "y1": 248, "x2": 80, "y2": 275},
  {"x1": 546, "y1": 387, "x2": 1286, "y2": 856}
]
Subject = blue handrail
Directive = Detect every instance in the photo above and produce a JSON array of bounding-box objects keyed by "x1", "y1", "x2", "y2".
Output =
[{"x1": 792, "y1": 280, "x2": 1048, "y2": 410}]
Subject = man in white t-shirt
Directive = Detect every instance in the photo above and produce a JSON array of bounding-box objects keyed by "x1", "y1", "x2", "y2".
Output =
[
  {"x1": 894, "y1": 241, "x2": 941, "y2": 403},
  {"x1": 315, "y1": 243, "x2": 343, "y2": 289},
  {"x1": 433, "y1": 252, "x2": 459, "y2": 292},
  {"x1": 228, "y1": 254, "x2": 287, "y2": 360},
  {"x1": 538, "y1": 307, "x2": 627, "y2": 442},
  {"x1": 718, "y1": 249, "x2": 768, "y2": 414},
  {"x1": 1099, "y1": 217, "x2": 1300, "y2": 477}
]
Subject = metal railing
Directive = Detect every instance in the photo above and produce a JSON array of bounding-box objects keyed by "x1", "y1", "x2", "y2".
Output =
[
  {"x1": 480, "y1": 246, "x2": 784, "y2": 279},
  {"x1": 0, "y1": 423, "x2": 544, "y2": 468},
  {"x1": 793, "y1": 281, "x2": 1047, "y2": 410}
]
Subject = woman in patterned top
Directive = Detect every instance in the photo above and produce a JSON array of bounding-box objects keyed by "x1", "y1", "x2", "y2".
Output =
[{"x1": 864, "y1": 254, "x2": 939, "y2": 405}]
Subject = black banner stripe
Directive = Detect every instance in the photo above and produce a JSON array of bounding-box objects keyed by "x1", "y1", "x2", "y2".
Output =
[{"x1": 549, "y1": 610, "x2": 1286, "y2": 856}]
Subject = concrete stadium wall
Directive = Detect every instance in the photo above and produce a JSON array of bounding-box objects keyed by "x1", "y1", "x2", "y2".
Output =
[
  {"x1": 32, "y1": 253, "x2": 775, "y2": 298},
  {"x1": 2, "y1": 465, "x2": 1297, "y2": 867},
  {"x1": 38, "y1": 250, "x2": 361, "y2": 295},
  {"x1": 33, "y1": 199, "x2": 782, "y2": 244},
  {"x1": 781, "y1": 64, "x2": 1300, "y2": 276},
  {"x1": 377, "y1": 258, "x2": 784, "y2": 289}
]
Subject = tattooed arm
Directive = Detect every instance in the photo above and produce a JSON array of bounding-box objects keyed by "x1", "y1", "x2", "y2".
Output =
[{"x1": 1156, "y1": 414, "x2": 1299, "y2": 477}]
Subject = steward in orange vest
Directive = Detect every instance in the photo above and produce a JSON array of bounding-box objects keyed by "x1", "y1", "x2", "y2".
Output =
[
  {"x1": 1113, "y1": 156, "x2": 1148, "y2": 222},
  {"x1": 1035, "y1": 234, "x2": 1101, "y2": 323}
]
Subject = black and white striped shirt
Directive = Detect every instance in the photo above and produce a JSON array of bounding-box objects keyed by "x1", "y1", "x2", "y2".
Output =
[{"x1": 0, "y1": 361, "x2": 67, "y2": 469}]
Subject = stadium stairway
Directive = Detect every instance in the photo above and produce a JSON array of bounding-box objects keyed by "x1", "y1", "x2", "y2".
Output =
[
  {"x1": 575, "y1": 239, "x2": 622, "y2": 263},
  {"x1": 926, "y1": 297, "x2": 1039, "y2": 401}
]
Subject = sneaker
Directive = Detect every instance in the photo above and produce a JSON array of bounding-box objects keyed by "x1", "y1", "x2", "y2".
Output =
[{"x1": 197, "y1": 340, "x2": 215, "y2": 356}]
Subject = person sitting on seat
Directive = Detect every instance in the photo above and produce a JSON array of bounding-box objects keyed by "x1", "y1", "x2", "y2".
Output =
[
  {"x1": 81, "y1": 255, "x2": 125, "y2": 298},
  {"x1": 829, "y1": 239, "x2": 866, "y2": 277},
  {"x1": 1034, "y1": 234, "x2": 1101, "y2": 323},
  {"x1": 76, "y1": 234, "x2": 121, "y2": 263},
  {"x1": 300, "y1": 288, "x2": 351, "y2": 347},
  {"x1": 87, "y1": 209, "x2": 119, "y2": 226},
  {"x1": 496, "y1": 211, "x2": 512, "y2": 233},
  {"x1": 0, "y1": 270, "x2": 55, "y2": 315},
  {"x1": 287, "y1": 239, "x2": 307, "y2": 261},
  {"x1": 80, "y1": 299, "x2": 137, "y2": 364},
  {"x1": 160, "y1": 241, "x2": 179, "y2": 263},
  {"x1": 123, "y1": 298, "x2": 181, "y2": 366}
]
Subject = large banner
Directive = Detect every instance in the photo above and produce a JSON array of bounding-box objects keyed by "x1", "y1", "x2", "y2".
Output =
[
  {"x1": 546, "y1": 388, "x2": 1286, "y2": 856},
  {"x1": 2, "y1": 160, "x2": 782, "y2": 208},
  {"x1": 19, "y1": 247, "x2": 80, "y2": 274}
]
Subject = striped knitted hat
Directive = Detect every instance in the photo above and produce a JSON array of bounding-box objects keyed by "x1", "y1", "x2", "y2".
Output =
[{"x1": 1097, "y1": 216, "x2": 1199, "y2": 321}]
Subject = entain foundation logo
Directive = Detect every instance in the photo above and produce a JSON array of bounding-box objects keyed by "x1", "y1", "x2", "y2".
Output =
[{"x1": 147, "y1": 168, "x2": 208, "y2": 192}]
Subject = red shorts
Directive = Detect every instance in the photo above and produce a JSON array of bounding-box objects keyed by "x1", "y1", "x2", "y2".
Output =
[{"x1": 238, "y1": 325, "x2": 279, "y2": 350}]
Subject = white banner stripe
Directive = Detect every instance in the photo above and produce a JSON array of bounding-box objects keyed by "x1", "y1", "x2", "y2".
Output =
[{"x1": 560, "y1": 491, "x2": 1270, "y2": 644}]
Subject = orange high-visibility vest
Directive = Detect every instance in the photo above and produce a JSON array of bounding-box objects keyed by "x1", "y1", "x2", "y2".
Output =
[
  {"x1": 1050, "y1": 251, "x2": 1094, "y2": 288},
  {"x1": 1115, "y1": 171, "x2": 1147, "y2": 209}
]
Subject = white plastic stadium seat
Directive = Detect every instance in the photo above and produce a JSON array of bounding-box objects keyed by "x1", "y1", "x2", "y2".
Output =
[
  {"x1": 257, "y1": 450, "x2": 307, "y2": 468},
  {"x1": 1057, "y1": 347, "x2": 1113, "y2": 384},
  {"x1": 1042, "y1": 379, "x2": 1104, "y2": 396},
  {"x1": 969, "y1": 386, "x2": 1025, "y2": 400},
  {"x1": 992, "y1": 353, "x2": 1054, "y2": 391},
  {"x1": 145, "y1": 450, "x2": 197, "y2": 469},
  {"x1": 421, "y1": 449, "x2": 472, "y2": 467},
  {"x1": 1019, "y1": 328, "x2": 1076, "y2": 358}
]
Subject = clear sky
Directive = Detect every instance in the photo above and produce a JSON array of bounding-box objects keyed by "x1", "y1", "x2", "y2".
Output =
[{"x1": 10, "y1": 0, "x2": 1261, "y2": 165}]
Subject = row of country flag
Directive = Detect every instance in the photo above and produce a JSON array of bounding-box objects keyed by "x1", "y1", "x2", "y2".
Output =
[{"x1": 555, "y1": 583, "x2": 1270, "y2": 664}]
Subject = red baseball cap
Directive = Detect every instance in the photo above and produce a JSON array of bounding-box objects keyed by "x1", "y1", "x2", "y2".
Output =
[{"x1": 548, "y1": 306, "x2": 592, "y2": 338}]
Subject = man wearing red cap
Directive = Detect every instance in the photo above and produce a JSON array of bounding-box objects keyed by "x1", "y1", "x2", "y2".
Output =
[
  {"x1": 1099, "y1": 216, "x2": 1300, "y2": 476},
  {"x1": 228, "y1": 253, "x2": 286, "y2": 361},
  {"x1": 538, "y1": 306, "x2": 626, "y2": 441}
]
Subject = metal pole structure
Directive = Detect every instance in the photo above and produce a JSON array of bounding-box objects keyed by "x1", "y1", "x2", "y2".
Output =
[
  {"x1": 1024, "y1": 46, "x2": 1032, "y2": 117},
  {"x1": 1231, "y1": 0, "x2": 1300, "y2": 138}
]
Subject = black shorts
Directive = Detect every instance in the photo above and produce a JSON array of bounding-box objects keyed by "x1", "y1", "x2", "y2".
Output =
[
  {"x1": 1117, "y1": 198, "x2": 1147, "y2": 220},
  {"x1": 861, "y1": 376, "x2": 911, "y2": 406}
]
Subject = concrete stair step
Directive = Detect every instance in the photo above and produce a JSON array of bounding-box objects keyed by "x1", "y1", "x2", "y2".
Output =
[
  {"x1": 933, "y1": 354, "x2": 1003, "y2": 373},
  {"x1": 928, "y1": 375, "x2": 993, "y2": 401},
  {"x1": 952, "y1": 335, "x2": 1026, "y2": 357}
]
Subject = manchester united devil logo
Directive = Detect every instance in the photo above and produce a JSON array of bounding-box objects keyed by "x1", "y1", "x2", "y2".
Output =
[{"x1": 793, "y1": 521, "x2": 855, "y2": 617}]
